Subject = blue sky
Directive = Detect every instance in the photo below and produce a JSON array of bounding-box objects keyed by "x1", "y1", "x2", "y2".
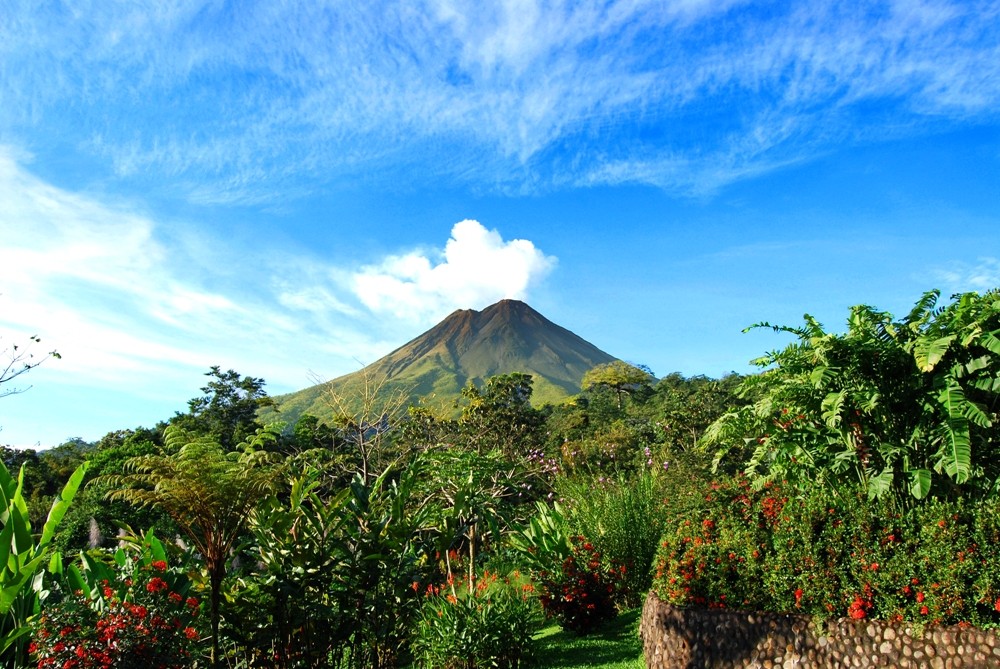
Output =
[{"x1": 2, "y1": 0, "x2": 999, "y2": 448}]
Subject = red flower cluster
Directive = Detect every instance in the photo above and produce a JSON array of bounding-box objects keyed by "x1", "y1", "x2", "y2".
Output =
[
  {"x1": 30, "y1": 563, "x2": 202, "y2": 669},
  {"x1": 536, "y1": 535, "x2": 621, "y2": 634}
]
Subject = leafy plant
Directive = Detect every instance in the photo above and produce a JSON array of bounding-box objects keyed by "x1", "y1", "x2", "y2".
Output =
[
  {"x1": 101, "y1": 425, "x2": 280, "y2": 666},
  {"x1": 411, "y1": 569, "x2": 541, "y2": 668},
  {"x1": 535, "y1": 536, "x2": 621, "y2": 634},
  {"x1": 557, "y1": 471, "x2": 666, "y2": 608},
  {"x1": 0, "y1": 459, "x2": 86, "y2": 667},
  {"x1": 704, "y1": 289, "x2": 1000, "y2": 506},
  {"x1": 228, "y1": 464, "x2": 352, "y2": 668},
  {"x1": 508, "y1": 502, "x2": 573, "y2": 576}
]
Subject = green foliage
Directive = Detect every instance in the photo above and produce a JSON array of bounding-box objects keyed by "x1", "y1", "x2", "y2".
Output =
[
  {"x1": 55, "y1": 433, "x2": 175, "y2": 556},
  {"x1": 557, "y1": 471, "x2": 666, "y2": 608},
  {"x1": 234, "y1": 452, "x2": 438, "y2": 668},
  {"x1": 459, "y1": 374, "x2": 546, "y2": 457},
  {"x1": 581, "y1": 361, "x2": 654, "y2": 410},
  {"x1": 421, "y1": 447, "x2": 539, "y2": 589},
  {"x1": 508, "y1": 502, "x2": 573, "y2": 576},
  {"x1": 535, "y1": 536, "x2": 622, "y2": 635},
  {"x1": 703, "y1": 290, "x2": 1000, "y2": 505},
  {"x1": 558, "y1": 418, "x2": 657, "y2": 477},
  {"x1": 411, "y1": 569, "x2": 541, "y2": 669},
  {"x1": 645, "y1": 373, "x2": 746, "y2": 453},
  {"x1": 228, "y1": 464, "x2": 353, "y2": 668},
  {"x1": 102, "y1": 425, "x2": 281, "y2": 666},
  {"x1": 0, "y1": 458, "x2": 86, "y2": 667},
  {"x1": 170, "y1": 367, "x2": 274, "y2": 451}
]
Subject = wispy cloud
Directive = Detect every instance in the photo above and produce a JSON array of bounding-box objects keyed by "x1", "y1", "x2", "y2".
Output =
[
  {"x1": 2, "y1": 1, "x2": 997, "y2": 198},
  {"x1": 932, "y1": 258, "x2": 1000, "y2": 293},
  {"x1": 0, "y1": 151, "x2": 556, "y2": 397}
]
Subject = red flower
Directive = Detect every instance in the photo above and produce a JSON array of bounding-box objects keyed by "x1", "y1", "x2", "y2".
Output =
[
  {"x1": 150, "y1": 560, "x2": 168, "y2": 572},
  {"x1": 184, "y1": 627, "x2": 199, "y2": 640},
  {"x1": 146, "y1": 577, "x2": 168, "y2": 593},
  {"x1": 916, "y1": 592, "x2": 925, "y2": 603},
  {"x1": 920, "y1": 606, "x2": 929, "y2": 615}
]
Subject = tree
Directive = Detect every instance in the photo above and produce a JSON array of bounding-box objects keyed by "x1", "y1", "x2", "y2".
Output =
[
  {"x1": 458, "y1": 373, "x2": 546, "y2": 457},
  {"x1": 311, "y1": 366, "x2": 411, "y2": 484},
  {"x1": 0, "y1": 334, "x2": 59, "y2": 399},
  {"x1": 54, "y1": 429, "x2": 175, "y2": 555},
  {"x1": 103, "y1": 425, "x2": 280, "y2": 666},
  {"x1": 171, "y1": 367, "x2": 274, "y2": 451},
  {"x1": 646, "y1": 373, "x2": 746, "y2": 451},
  {"x1": 582, "y1": 361, "x2": 655, "y2": 410},
  {"x1": 703, "y1": 289, "x2": 1000, "y2": 506}
]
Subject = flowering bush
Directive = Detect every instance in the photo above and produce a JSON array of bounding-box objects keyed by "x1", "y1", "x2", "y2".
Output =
[
  {"x1": 557, "y1": 471, "x2": 666, "y2": 608},
  {"x1": 411, "y1": 569, "x2": 541, "y2": 669},
  {"x1": 651, "y1": 477, "x2": 1000, "y2": 628},
  {"x1": 537, "y1": 536, "x2": 622, "y2": 634},
  {"x1": 30, "y1": 542, "x2": 203, "y2": 668}
]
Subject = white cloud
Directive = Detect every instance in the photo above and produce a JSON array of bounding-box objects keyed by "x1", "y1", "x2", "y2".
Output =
[
  {"x1": 932, "y1": 258, "x2": 1000, "y2": 293},
  {"x1": 0, "y1": 152, "x2": 558, "y2": 445},
  {"x1": 352, "y1": 220, "x2": 556, "y2": 322}
]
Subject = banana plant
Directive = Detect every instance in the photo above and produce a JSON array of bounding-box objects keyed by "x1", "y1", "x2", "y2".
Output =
[
  {"x1": 0, "y1": 459, "x2": 86, "y2": 667},
  {"x1": 703, "y1": 289, "x2": 1000, "y2": 507}
]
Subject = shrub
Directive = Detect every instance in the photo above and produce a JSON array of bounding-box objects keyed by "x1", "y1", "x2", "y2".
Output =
[
  {"x1": 411, "y1": 569, "x2": 541, "y2": 669},
  {"x1": 537, "y1": 536, "x2": 622, "y2": 634},
  {"x1": 30, "y1": 551, "x2": 202, "y2": 668},
  {"x1": 651, "y1": 476, "x2": 1000, "y2": 628},
  {"x1": 558, "y1": 471, "x2": 666, "y2": 608}
]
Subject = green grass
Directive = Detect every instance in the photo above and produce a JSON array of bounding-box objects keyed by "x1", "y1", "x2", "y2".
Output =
[{"x1": 528, "y1": 609, "x2": 645, "y2": 668}]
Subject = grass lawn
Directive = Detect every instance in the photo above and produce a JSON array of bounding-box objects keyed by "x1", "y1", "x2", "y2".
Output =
[{"x1": 528, "y1": 608, "x2": 645, "y2": 668}]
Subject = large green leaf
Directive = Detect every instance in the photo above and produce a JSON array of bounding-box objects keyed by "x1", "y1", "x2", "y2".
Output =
[
  {"x1": 907, "y1": 468, "x2": 932, "y2": 499},
  {"x1": 979, "y1": 331, "x2": 1000, "y2": 356},
  {"x1": 38, "y1": 462, "x2": 87, "y2": 550},
  {"x1": 821, "y1": 390, "x2": 846, "y2": 429},
  {"x1": 936, "y1": 378, "x2": 973, "y2": 484},
  {"x1": 914, "y1": 334, "x2": 956, "y2": 372}
]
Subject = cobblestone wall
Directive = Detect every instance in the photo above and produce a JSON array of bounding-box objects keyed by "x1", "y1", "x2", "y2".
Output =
[{"x1": 640, "y1": 591, "x2": 1000, "y2": 668}]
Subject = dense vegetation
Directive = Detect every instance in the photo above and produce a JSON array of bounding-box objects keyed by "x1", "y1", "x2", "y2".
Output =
[{"x1": 1, "y1": 288, "x2": 998, "y2": 668}]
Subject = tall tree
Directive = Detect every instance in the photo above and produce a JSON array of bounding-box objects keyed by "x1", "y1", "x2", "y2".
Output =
[
  {"x1": 582, "y1": 360, "x2": 655, "y2": 409},
  {"x1": 171, "y1": 367, "x2": 274, "y2": 450},
  {"x1": 103, "y1": 425, "x2": 280, "y2": 666},
  {"x1": 459, "y1": 373, "x2": 545, "y2": 457}
]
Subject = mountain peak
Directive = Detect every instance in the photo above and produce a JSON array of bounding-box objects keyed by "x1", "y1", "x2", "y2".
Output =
[{"x1": 273, "y1": 299, "x2": 618, "y2": 423}]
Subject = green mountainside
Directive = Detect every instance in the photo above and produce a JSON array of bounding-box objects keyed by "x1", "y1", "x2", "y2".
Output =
[{"x1": 270, "y1": 299, "x2": 618, "y2": 426}]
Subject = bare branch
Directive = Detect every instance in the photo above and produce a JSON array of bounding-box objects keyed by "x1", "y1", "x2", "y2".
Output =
[{"x1": 0, "y1": 334, "x2": 60, "y2": 398}]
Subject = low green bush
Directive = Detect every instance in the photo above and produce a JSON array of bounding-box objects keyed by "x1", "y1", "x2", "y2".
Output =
[
  {"x1": 558, "y1": 471, "x2": 666, "y2": 608},
  {"x1": 411, "y1": 569, "x2": 541, "y2": 669}
]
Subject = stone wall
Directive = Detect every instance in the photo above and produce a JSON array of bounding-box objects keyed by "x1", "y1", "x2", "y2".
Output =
[{"x1": 640, "y1": 591, "x2": 1000, "y2": 668}]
